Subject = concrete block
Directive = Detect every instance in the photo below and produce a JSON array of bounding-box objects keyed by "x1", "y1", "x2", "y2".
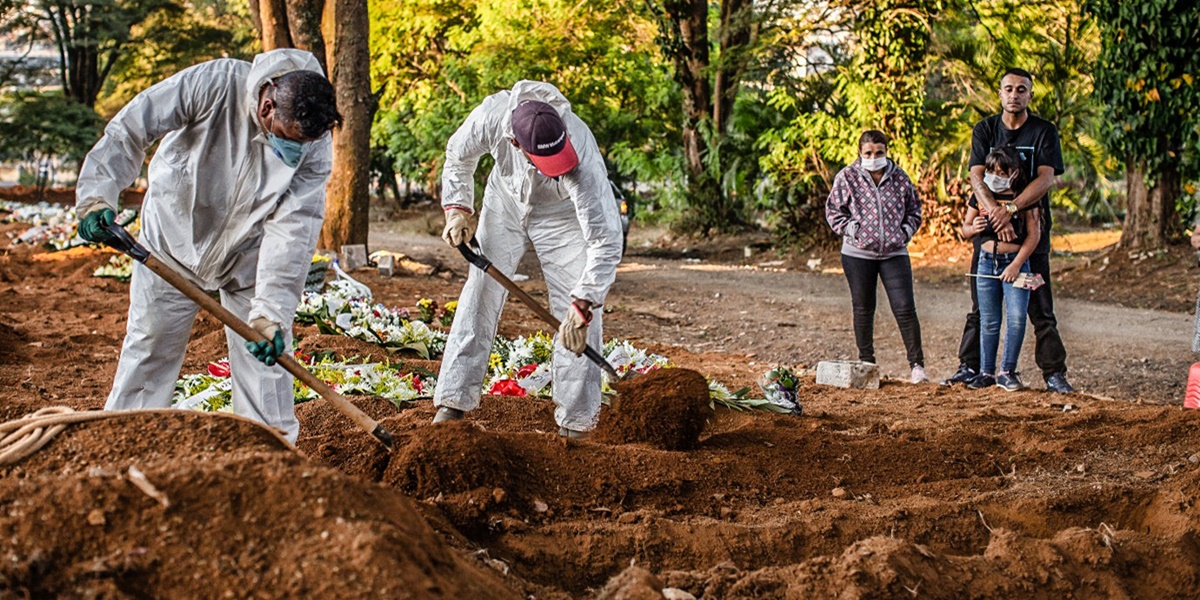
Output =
[
  {"x1": 815, "y1": 360, "x2": 879, "y2": 389},
  {"x1": 376, "y1": 253, "x2": 395, "y2": 277},
  {"x1": 340, "y1": 244, "x2": 368, "y2": 271}
]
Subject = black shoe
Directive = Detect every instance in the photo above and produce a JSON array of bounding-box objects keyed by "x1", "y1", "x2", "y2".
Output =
[
  {"x1": 1044, "y1": 372, "x2": 1076, "y2": 394},
  {"x1": 941, "y1": 365, "x2": 977, "y2": 386},
  {"x1": 967, "y1": 373, "x2": 996, "y2": 390},
  {"x1": 996, "y1": 372, "x2": 1024, "y2": 392}
]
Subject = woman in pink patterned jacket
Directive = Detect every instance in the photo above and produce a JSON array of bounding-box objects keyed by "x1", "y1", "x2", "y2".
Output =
[{"x1": 825, "y1": 130, "x2": 927, "y2": 384}]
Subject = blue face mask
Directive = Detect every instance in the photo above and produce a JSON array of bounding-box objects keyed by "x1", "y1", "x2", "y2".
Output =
[{"x1": 266, "y1": 132, "x2": 307, "y2": 168}]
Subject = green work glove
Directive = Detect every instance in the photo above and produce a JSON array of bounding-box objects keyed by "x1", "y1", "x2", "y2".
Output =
[
  {"x1": 245, "y1": 317, "x2": 286, "y2": 366},
  {"x1": 78, "y1": 207, "x2": 117, "y2": 244}
]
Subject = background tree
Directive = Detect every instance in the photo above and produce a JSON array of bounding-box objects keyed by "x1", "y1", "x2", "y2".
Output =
[
  {"x1": 28, "y1": 0, "x2": 177, "y2": 107},
  {"x1": 97, "y1": 0, "x2": 259, "y2": 115},
  {"x1": 1087, "y1": 0, "x2": 1200, "y2": 250},
  {"x1": 369, "y1": 0, "x2": 677, "y2": 210},
  {"x1": 644, "y1": 0, "x2": 789, "y2": 234},
  {"x1": 251, "y1": 0, "x2": 374, "y2": 250},
  {"x1": 0, "y1": 91, "x2": 103, "y2": 190}
]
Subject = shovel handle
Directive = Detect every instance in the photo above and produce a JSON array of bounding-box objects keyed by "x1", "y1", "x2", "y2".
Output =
[
  {"x1": 456, "y1": 243, "x2": 622, "y2": 381},
  {"x1": 103, "y1": 223, "x2": 394, "y2": 449}
]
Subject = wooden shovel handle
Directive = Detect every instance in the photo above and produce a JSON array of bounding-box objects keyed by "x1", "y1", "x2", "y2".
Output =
[{"x1": 105, "y1": 224, "x2": 394, "y2": 449}]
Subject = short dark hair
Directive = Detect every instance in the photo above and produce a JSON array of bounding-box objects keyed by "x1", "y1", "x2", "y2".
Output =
[
  {"x1": 1000, "y1": 68, "x2": 1034, "y2": 85},
  {"x1": 985, "y1": 145, "x2": 1023, "y2": 184},
  {"x1": 858, "y1": 129, "x2": 888, "y2": 150},
  {"x1": 273, "y1": 71, "x2": 342, "y2": 139}
]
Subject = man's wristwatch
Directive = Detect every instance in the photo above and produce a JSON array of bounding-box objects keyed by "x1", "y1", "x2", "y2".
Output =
[{"x1": 1004, "y1": 202, "x2": 1018, "y2": 214}]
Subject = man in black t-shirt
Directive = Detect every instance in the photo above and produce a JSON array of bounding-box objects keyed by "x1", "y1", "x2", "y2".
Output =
[{"x1": 942, "y1": 68, "x2": 1075, "y2": 394}]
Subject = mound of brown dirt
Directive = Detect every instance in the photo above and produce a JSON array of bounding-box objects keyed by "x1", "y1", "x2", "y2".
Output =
[
  {"x1": 595, "y1": 368, "x2": 713, "y2": 450},
  {"x1": 0, "y1": 410, "x2": 516, "y2": 598},
  {"x1": 658, "y1": 527, "x2": 1200, "y2": 599},
  {"x1": 0, "y1": 320, "x2": 27, "y2": 365},
  {"x1": 383, "y1": 421, "x2": 517, "y2": 498}
]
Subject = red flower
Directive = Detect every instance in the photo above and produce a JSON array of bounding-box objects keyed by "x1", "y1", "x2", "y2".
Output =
[
  {"x1": 207, "y1": 361, "x2": 231, "y2": 378},
  {"x1": 516, "y1": 363, "x2": 540, "y2": 379},
  {"x1": 487, "y1": 379, "x2": 526, "y2": 397},
  {"x1": 411, "y1": 375, "x2": 424, "y2": 394}
]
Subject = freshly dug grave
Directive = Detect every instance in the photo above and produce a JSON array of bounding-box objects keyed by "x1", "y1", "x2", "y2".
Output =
[
  {"x1": 0, "y1": 411, "x2": 517, "y2": 599},
  {"x1": 594, "y1": 367, "x2": 713, "y2": 450},
  {"x1": 8, "y1": 223, "x2": 1200, "y2": 598}
]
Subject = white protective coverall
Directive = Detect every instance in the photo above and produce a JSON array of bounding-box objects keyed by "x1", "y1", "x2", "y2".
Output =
[
  {"x1": 75, "y1": 49, "x2": 333, "y2": 442},
  {"x1": 434, "y1": 80, "x2": 623, "y2": 432}
]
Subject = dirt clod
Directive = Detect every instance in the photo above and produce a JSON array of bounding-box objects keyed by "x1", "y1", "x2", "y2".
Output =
[{"x1": 596, "y1": 368, "x2": 712, "y2": 450}]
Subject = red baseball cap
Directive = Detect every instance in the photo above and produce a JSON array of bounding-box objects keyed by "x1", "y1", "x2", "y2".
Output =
[{"x1": 512, "y1": 100, "x2": 579, "y2": 177}]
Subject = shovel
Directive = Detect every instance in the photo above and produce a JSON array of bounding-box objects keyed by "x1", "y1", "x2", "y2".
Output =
[
  {"x1": 966, "y1": 271, "x2": 1045, "y2": 291},
  {"x1": 102, "y1": 222, "x2": 394, "y2": 450},
  {"x1": 455, "y1": 242, "x2": 636, "y2": 382}
]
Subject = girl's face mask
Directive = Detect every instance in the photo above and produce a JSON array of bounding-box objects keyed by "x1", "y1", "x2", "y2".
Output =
[{"x1": 984, "y1": 172, "x2": 1014, "y2": 193}]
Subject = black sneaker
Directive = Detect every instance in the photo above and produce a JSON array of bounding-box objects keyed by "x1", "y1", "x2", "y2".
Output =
[
  {"x1": 967, "y1": 373, "x2": 996, "y2": 390},
  {"x1": 940, "y1": 364, "x2": 978, "y2": 386},
  {"x1": 996, "y1": 372, "x2": 1024, "y2": 392},
  {"x1": 1045, "y1": 372, "x2": 1076, "y2": 394}
]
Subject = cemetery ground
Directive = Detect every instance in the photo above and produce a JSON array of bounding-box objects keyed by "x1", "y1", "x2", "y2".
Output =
[{"x1": 3, "y1": 208, "x2": 1200, "y2": 598}]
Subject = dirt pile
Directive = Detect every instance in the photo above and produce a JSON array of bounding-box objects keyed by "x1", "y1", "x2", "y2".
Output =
[
  {"x1": 596, "y1": 368, "x2": 713, "y2": 450},
  {"x1": 657, "y1": 527, "x2": 1200, "y2": 599},
  {"x1": 0, "y1": 410, "x2": 515, "y2": 598}
]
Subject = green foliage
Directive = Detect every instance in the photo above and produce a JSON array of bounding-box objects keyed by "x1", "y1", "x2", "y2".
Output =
[
  {"x1": 369, "y1": 0, "x2": 679, "y2": 205},
  {"x1": 933, "y1": 0, "x2": 1111, "y2": 221},
  {"x1": 97, "y1": 0, "x2": 259, "y2": 115},
  {"x1": 0, "y1": 91, "x2": 104, "y2": 169},
  {"x1": 27, "y1": 0, "x2": 181, "y2": 107},
  {"x1": 1086, "y1": 0, "x2": 1200, "y2": 189}
]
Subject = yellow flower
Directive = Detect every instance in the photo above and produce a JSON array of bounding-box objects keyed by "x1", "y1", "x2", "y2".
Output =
[{"x1": 444, "y1": 300, "x2": 458, "y2": 312}]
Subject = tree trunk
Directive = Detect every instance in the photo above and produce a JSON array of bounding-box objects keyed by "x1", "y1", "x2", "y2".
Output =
[
  {"x1": 651, "y1": 0, "x2": 723, "y2": 231},
  {"x1": 259, "y1": 0, "x2": 293, "y2": 50},
  {"x1": 1120, "y1": 160, "x2": 1180, "y2": 250},
  {"x1": 287, "y1": 0, "x2": 326, "y2": 73},
  {"x1": 317, "y1": 0, "x2": 373, "y2": 251}
]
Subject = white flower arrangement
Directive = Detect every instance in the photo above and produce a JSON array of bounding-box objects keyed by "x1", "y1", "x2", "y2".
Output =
[
  {"x1": 2, "y1": 201, "x2": 138, "y2": 250},
  {"x1": 296, "y1": 281, "x2": 446, "y2": 358},
  {"x1": 93, "y1": 253, "x2": 133, "y2": 281},
  {"x1": 173, "y1": 355, "x2": 433, "y2": 412}
]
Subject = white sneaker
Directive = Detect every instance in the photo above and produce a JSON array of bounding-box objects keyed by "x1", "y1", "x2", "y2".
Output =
[{"x1": 910, "y1": 365, "x2": 929, "y2": 384}]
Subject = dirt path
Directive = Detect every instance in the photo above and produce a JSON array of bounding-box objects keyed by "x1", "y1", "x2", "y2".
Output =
[{"x1": 371, "y1": 219, "x2": 1192, "y2": 404}]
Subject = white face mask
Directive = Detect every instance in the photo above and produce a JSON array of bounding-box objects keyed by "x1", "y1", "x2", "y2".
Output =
[
  {"x1": 984, "y1": 172, "x2": 1013, "y2": 193},
  {"x1": 860, "y1": 156, "x2": 888, "y2": 172}
]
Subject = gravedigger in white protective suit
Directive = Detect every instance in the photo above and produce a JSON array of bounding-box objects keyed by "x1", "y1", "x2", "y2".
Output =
[
  {"x1": 74, "y1": 49, "x2": 341, "y2": 443},
  {"x1": 432, "y1": 80, "x2": 623, "y2": 437}
]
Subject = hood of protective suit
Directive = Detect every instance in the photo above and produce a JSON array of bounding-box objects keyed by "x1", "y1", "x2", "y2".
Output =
[
  {"x1": 502, "y1": 81, "x2": 574, "y2": 140},
  {"x1": 244, "y1": 49, "x2": 327, "y2": 120}
]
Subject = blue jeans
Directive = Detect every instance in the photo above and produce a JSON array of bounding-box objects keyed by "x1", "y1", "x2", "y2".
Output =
[{"x1": 976, "y1": 250, "x2": 1031, "y2": 376}]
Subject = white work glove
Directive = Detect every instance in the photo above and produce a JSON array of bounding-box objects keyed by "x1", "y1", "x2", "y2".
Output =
[
  {"x1": 442, "y1": 208, "x2": 475, "y2": 247},
  {"x1": 558, "y1": 301, "x2": 592, "y2": 356},
  {"x1": 245, "y1": 316, "x2": 285, "y2": 366}
]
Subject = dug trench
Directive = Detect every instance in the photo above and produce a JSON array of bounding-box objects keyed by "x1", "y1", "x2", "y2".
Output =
[
  {"x1": 295, "y1": 376, "x2": 1200, "y2": 596},
  {"x1": 4, "y1": 233, "x2": 1200, "y2": 597}
]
